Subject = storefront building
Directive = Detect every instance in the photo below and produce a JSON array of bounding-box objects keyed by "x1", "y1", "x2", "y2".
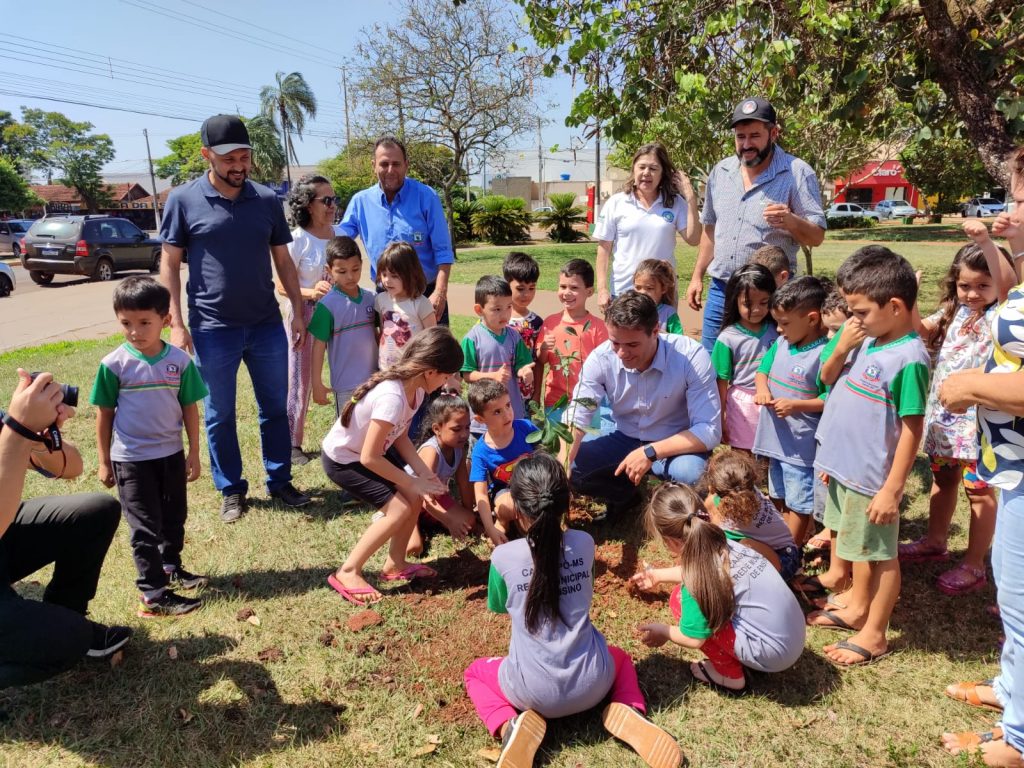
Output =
[{"x1": 833, "y1": 160, "x2": 923, "y2": 209}]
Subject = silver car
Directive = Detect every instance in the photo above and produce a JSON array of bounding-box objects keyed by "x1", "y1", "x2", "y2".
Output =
[
  {"x1": 0, "y1": 260, "x2": 16, "y2": 297},
  {"x1": 0, "y1": 219, "x2": 34, "y2": 257},
  {"x1": 875, "y1": 200, "x2": 919, "y2": 219}
]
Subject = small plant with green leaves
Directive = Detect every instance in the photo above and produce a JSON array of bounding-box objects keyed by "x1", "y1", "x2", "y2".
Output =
[
  {"x1": 533, "y1": 192, "x2": 587, "y2": 242},
  {"x1": 525, "y1": 321, "x2": 598, "y2": 462}
]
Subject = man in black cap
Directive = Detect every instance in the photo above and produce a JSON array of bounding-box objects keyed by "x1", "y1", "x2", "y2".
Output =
[
  {"x1": 159, "y1": 114, "x2": 311, "y2": 523},
  {"x1": 685, "y1": 97, "x2": 826, "y2": 353}
]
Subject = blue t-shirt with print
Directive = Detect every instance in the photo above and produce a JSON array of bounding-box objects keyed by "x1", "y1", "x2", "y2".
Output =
[{"x1": 469, "y1": 419, "x2": 538, "y2": 495}]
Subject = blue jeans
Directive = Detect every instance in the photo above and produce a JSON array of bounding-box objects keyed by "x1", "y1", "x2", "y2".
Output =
[
  {"x1": 570, "y1": 429, "x2": 709, "y2": 501},
  {"x1": 191, "y1": 321, "x2": 292, "y2": 496},
  {"x1": 700, "y1": 278, "x2": 728, "y2": 354},
  {"x1": 992, "y1": 488, "x2": 1024, "y2": 750}
]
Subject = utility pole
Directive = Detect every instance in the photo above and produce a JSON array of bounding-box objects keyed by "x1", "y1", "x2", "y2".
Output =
[
  {"x1": 536, "y1": 118, "x2": 544, "y2": 207},
  {"x1": 481, "y1": 153, "x2": 487, "y2": 195},
  {"x1": 594, "y1": 122, "x2": 601, "y2": 217},
  {"x1": 341, "y1": 67, "x2": 352, "y2": 166},
  {"x1": 143, "y1": 128, "x2": 161, "y2": 231}
]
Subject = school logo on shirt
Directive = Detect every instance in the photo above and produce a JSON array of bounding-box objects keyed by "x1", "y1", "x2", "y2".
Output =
[
  {"x1": 792, "y1": 364, "x2": 806, "y2": 377},
  {"x1": 661, "y1": 211, "x2": 675, "y2": 223},
  {"x1": 413, "y1": 231, "x2": 424, "y2": 244},
  {"x1": 863, "y1": 364, "x2": 882, "y2": 383},
  {"x1": 165, "y1": 363, "x2": 181, "y2": 380}
]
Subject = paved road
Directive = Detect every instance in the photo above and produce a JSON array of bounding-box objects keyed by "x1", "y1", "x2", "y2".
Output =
[{"x1": 0, "y1": 261, "x2": 702, "y2": 353}]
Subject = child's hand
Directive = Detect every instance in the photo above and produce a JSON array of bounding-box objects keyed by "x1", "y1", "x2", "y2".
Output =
[
  {"x1": 867, "y1": 487, "x2": 900, "y2": 525},
  {"x1": 754, "y1": 390, "x2": 773, "y2": 406},
  {"x1": 992, "y1": 211, "x2": 1022, "y2": 240},
  {"x1": 492, "y1": 364, "x2": 512, "y2": 385},
  {"x1": 518, "y1": 362, "x2": 535, "y2": 389},
  {"x1": 771, "y1": 398, "x2": 797, "y2": 418},
  {"x1": 486, "y1": 525, "x2": 508, "y2": 547},
  {"x1": 963, "y1": 219, "x2": 991, "y2": 243},
  {"x1": 638, "y1": 622, "x2": 670, "y2": 648},
  {"x1": 411, "y1": 474, "x2": 446, "y2": 498},
  {"x1": 837, "y1": 319, "x2": 867, "y2": 352},
  {"x1": 312, "y1": 381, "x2": 331, "y2": 406},
  {"x1": 720, "y1": 420, "x2": 730, "y2": 446},
  {"x1": 98, "y1": 462, "x2": 116, "y2": 489},
  {"x1": 630, "y1": 562, "x2": 657, "y2": 591},
  {"x1": 440, "y1": 506, "x2": 475, "y2": 541},
  {"x1": 312, "y1": 280, "x2": 332, "y2": 301},
  {"x1": 185, "y1": 450, "x2": 201, "y2": 482}
]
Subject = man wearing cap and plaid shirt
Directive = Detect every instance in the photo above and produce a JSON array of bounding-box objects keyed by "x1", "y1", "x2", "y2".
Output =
[
  {"x1": 686, "y1": 97, "x2": 827, "y2": 354},
  {"x1": 159, "y1": 114, "x2": 312, "y2": 523}
]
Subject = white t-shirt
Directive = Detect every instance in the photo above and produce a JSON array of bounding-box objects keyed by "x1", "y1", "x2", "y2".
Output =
[
  {"x1": 593, "y1": 191, "x2": 690, "y2": 295},
  {"x1": 287, "y1": 227, "x2": 329, "y2": 290},
  {"x1": 374, "y1": 293, "x2": 435, "y2": 369},
  {"x1": 322, "y1": 379, "x2": 424, "y2": 465}
]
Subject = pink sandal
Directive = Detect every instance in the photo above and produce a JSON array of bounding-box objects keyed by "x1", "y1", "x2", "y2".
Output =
[
  {"x1": 898, "y1": 537, "x2": 950, "y2": 564},
  {"x1": 937, "y1": 563, "x2": 987, "y2": 596}
]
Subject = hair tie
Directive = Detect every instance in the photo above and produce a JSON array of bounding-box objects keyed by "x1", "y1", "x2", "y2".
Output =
[{"x1": 350, "y1": 396, "x2": 359, "y2": 403}]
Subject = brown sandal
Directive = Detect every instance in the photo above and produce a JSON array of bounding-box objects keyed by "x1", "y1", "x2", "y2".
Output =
[
  {"x1": 945, "y1": 680, "x2": 1003, "y2": 712},
  {"x1": 942, "y1": 727, "x2": 1003, "y2": 752}
]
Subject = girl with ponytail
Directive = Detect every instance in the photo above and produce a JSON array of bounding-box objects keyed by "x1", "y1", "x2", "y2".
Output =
[
  {"x1": 322, "y1": 327, "x2": 463, "y2": 606},
  {"x1": 464, "y1": 453, "x2": 681, "y2": 768},
  {"x1": 634, "y1": 483, "x2": 805, "y2": 695}
]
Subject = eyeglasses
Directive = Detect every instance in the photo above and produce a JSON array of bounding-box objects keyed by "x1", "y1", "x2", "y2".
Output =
[{"x1": 317, "y1": 196, "x2": 338, "y2": 207}]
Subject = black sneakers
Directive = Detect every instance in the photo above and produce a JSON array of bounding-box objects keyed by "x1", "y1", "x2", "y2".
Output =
[
  {"x1": 138, "y1": 590, "x2": 202, "y2": 618},
  {"x1": 164, "y1": 566, "x2": 208, "y2": 590},
  {"x1": 220, "y1": 492, "x2": 247, "y2": 523},
  {"x1": 270, "y1": 482, "x2": 311, "y2": 508},
  {"x1": 86, "y1": 623, "x2": 133, "y2": 659}
]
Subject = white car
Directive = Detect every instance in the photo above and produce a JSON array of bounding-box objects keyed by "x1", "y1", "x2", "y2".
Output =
[
  {"x1": 875, "y1": 200, "x2": 919, "y2": 219},
  {"x1": 964, "y1": 197, "x2": 1006, "y2": 217},
  {"x1": 0, "y1": 261, "x2": 16, "y2": 297},
  {"x1": 826, "y1": 203, "x2": 881, "y2": 221}
]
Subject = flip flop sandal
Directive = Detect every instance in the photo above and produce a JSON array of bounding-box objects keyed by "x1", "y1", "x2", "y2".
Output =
[
  {"x1": 943, "y1": 727, "x2": 1004, "y2": 752},
  {"x1": 806, "y1": 609, "x2": 858, "y2": 631},
  {"x1": 379, "y1": 563, "x2": 438, "y2": 582},
  {"x1": 945, "y1": 680, "x2": 1003, "y2": 712},
  {"x1": 804, "y1": 535, "x2": 831, "y2": 553},
  {"x1": 689, "y1": 660, "x2": 747, "y2": 697},
  {"x1": 937, "y1": 563, "x2": 987, "y2": 596},
  {"x1": 327, "y1": 574, "x2": 383, "y2": 607},
  {"x1": 826, "y1": 638, "x2": 891, "y2": 667},
  {"x1": 898, "y1": 537, "x2": 950, "y2": 564}
]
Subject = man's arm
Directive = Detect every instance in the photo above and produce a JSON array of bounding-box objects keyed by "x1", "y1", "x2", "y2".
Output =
[
  {"x1": 159, "y1": 243, "x2": 192, "y2": 353},
  {"x1": 429, "y1": 264, "x2": 450, "y2": 322},
  {"x1": 270, "y1": 243, "x2": 306, "y2": 349},
  {"x1": 687, "y1": 224, "x2": 716, "y2": 310}
]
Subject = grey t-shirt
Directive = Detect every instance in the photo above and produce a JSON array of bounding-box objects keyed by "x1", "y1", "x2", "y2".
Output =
[
  {"x1": 307, "y1": 286, "x2": 378, "y2": 394},
  {"x1": 752, "y1": 336, "x2": 828, "y2": 467},
  {"x1": 727, "y1": 541, "x2": 806, "y2": 672},
  {"x1": 487, "y1": 529, "x2": 615, "y2": 717},
  {"x1": 712, "y1": 323, "x2": 778, "y2": 390}
]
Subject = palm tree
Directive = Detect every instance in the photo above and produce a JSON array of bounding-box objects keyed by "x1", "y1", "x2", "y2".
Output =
[
  {"x1": 243, "y1": 115, "x2": 287, "y2": 185},
  {"x1": 259, "y1": 71, "x2": 317, "y2": 188}
]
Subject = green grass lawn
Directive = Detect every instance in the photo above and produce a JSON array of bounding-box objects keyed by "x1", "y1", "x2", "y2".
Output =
[
  {"x1": 0, "y1": 321, "x2": 1003, "y2": 767},
  {"x1": 452, "y1": 229, "x2": 967, "y2": 316}
]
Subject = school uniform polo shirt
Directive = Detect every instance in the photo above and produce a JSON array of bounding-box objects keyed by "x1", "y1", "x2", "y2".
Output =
[
  {"x1": 160, "y1": 175, "x2": 292, "y2": 329},
  {"x1": 307, "y1": 286, "x2": 378, "y2": 394},
  {"x1": 337, "y1": 177, "x2": 454, "y2": 283}
]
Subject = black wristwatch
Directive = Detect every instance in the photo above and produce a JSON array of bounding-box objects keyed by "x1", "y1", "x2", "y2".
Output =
[{"x1": 643, "y1": 444, "x2": 657, "y2": 461}]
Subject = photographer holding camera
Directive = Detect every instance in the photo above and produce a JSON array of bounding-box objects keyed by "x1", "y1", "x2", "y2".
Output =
[{"x1": 0, "y1": 370, "x2": 131, "y2": 688}]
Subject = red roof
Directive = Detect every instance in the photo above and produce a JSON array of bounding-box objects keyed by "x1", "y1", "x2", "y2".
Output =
[{"x1": 29, "y1": 183, "x2": 151, "y2": 204}]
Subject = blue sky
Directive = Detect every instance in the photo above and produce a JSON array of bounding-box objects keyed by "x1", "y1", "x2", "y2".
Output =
[{"x1": 0, "y1": 0, "x2": 578, "y2": 182}]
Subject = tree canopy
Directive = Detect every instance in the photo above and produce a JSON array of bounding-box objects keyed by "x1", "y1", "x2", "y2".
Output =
[{"x1": 0, "y1": 156, "x2": 42, "y2": 214}]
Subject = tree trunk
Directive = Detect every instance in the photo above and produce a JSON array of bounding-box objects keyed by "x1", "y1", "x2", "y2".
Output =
[
  {"x1": 279, "y1": 104, "x2": 292, "y2": 188},
  {"x1": 917, "y1": 0, "x2": 1015, "y2": 187},
  {"x1": 801, "y1": 245, "x2": 814, "y2": 276}
]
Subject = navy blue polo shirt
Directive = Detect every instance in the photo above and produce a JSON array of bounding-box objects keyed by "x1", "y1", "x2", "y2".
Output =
[{"x1": 160, "y1": 174, "x2": 293, "y2": 329}]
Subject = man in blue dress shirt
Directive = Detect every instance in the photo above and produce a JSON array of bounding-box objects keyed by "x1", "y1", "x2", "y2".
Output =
[
  {"x1": 564, "y1": 291, "x2": 722, "y2": 519},
  {"x1": 338, "y1": 136, "x2": 455, "y2": 325}
]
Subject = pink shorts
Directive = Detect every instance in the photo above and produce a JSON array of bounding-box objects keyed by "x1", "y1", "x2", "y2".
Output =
[{"x1": 725, "y1": 386, "x2": 759, "y2": 450}]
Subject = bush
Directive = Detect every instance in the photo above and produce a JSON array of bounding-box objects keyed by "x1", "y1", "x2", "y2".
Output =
[
  {"x1": 825, "y1": 215, "x2": 878, "y2": 230},
  {"x1": 534, "y1": 192, "x2": 587, "y2": 242},
  {"x1": 450, "y1": 197, "x2": 481, "y2": 243},
  {"x1": 471, "y1": 195, "x2": 531, "y2": 244}
]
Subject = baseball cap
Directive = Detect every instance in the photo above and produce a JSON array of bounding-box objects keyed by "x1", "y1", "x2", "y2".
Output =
[
  {"x1": 729, "y1": 97, "x2": 777, "y2": 127},
  {"x1": 201, "y1": 115, "x2": 251, "y2": 155}
]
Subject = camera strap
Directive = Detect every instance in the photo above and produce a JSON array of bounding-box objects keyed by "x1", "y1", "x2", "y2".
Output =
[{"x1": 0, "y1": 412, "x2": 61, "y2": 451}]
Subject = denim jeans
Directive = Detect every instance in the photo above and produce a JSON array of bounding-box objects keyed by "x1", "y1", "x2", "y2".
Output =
[
  {"x1": 700, "y1": 277, "x2": 728, "y2": 354},
  {"x1": 570, "y1": 429, "x2": 709, "y2": 501},
  {"x1": 992, "y1": 488, "x2": 1024, "y2": 750},
  {"x1": 191, "y1": 320, "x2": 291, "y2": 496}
]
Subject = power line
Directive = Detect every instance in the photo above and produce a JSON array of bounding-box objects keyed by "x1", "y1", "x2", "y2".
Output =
[
  {"x1": 0, "y1": 89, "x2": 205, "y2": 122},
  {"x1": 177, "y1": 0, "x2": 331, "y2": 52}
]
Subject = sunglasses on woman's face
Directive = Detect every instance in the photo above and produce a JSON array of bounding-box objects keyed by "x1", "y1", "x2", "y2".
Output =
[{"x1": 317, "y1": 196, "x2": 338, "y2": 207}]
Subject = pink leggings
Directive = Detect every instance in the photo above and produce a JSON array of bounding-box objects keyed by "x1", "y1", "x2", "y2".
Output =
[
  {"x1": 285, "y1": 301, "x2": 316, "y2": 448},
  {"x1": 670, "y1": 584, "x2": 743, "y2": 678},
  {"x1": 463, "y1": 646, "x2": 645, "y2": 737}
]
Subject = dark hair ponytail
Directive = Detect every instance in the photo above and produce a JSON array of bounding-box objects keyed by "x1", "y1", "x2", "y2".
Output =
[{"x1": 509, "y1": 452, "x2": 570, "y2": 634}]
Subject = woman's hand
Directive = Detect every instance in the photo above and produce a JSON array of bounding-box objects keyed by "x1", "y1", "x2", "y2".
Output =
[
  {"x1": 598, "y1": 288, "x2": 612, "y2": 314},
  {"x1": 312, "y1": 280, "x2": 333, "y2": 301},
  {"x1": 939, "y1": 370, "x2": 982, "y2": 414},
  {"x1": 675, "y1": 170, "x2": 696, "y2": 202}
]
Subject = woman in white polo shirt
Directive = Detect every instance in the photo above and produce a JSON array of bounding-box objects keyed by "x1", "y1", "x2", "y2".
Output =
[{"x1": 594, "y1": 143, "x2": 700, "y2": 313}]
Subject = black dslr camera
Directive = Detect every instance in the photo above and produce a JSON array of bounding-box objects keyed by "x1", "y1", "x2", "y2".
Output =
[
  {"x1": 29, "y1": 372, "x2": 78, "y2": 408},
  {"x1": 28, "y1": 372, "x2": 78, "y2": 450}
]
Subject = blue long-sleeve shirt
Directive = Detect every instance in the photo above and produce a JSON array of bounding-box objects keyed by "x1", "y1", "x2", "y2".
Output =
[{"x1": 337, "y1": 177, "x2": 454, "y2": 283}]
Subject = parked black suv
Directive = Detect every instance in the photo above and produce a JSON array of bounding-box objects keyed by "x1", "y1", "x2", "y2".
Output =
[{"x1": 20, "y1": 215, "x2": 161, "y2": 284}]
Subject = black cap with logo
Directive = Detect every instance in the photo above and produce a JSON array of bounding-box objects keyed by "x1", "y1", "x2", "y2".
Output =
[
  {"x1": 201, "y1": 115, "x2": 252, "y2": 155},
  {"x1": 729, "y1": 97, "x2": 778, "y2": 127}
]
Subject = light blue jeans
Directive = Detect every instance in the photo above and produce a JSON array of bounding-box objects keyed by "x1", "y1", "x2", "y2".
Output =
[
  {"x1": 992, "y1": 488, "x2": 1024, "y2": 750},
  {"x1": 700, "y1": 278, "x2": 728, "y2": 354}
]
